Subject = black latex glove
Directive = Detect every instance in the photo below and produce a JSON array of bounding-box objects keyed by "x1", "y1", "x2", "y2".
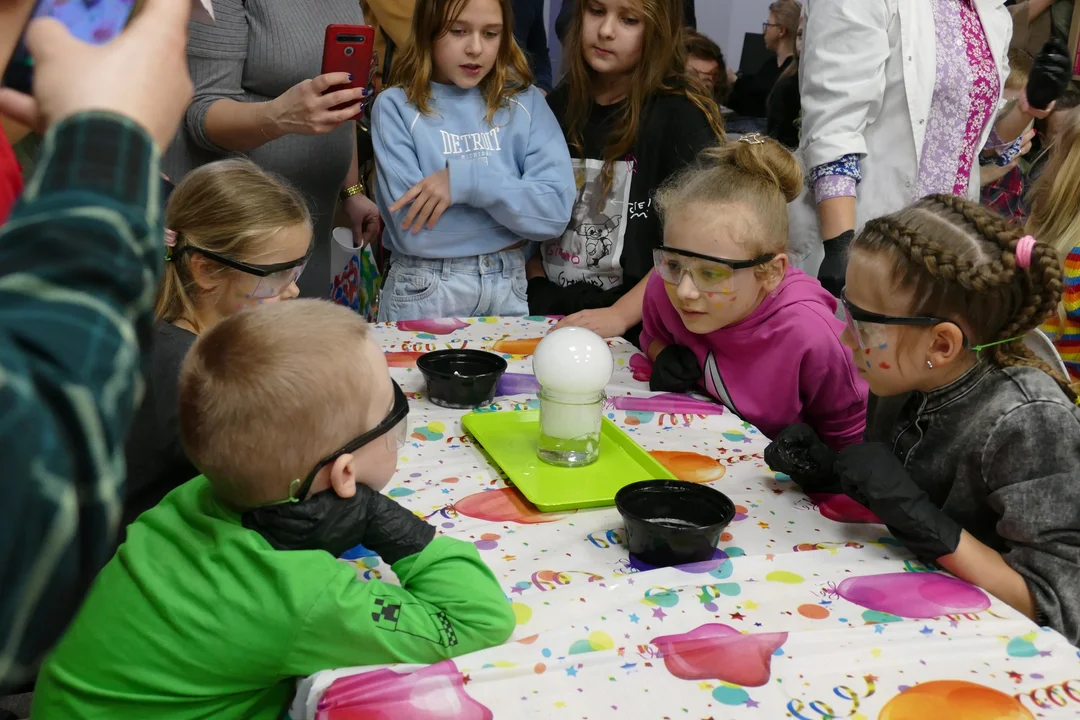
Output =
[
  {"x1": 650, "y1": 344, "x2": 702, "y2": 393},
  {"x1": 1027, "y1": 38, "x2": 1071, "y2": 111},
  {"x1": 836, "y1": 443, "x2": 962, "y2": 561},
  {"x1": 817, "y1": 229, "x2": 853, "y2": 298},
  {"x1": 242, "y1": 484, "x2": 436, "y2": 563},
  {"x1": 764, "y1": 424, "x2": 840, "y2": 492}
]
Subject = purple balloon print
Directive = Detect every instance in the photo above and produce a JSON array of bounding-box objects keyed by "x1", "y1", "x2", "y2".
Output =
[
  {"x1": 496, "y1": 372, "x2": 541, "y2": 396},
  {"x1": 831, "y1": 572, "x2": 990, "y2": 618},
  {"x1": 607, "y1": 393, "x2": 724, "y2": 416}
]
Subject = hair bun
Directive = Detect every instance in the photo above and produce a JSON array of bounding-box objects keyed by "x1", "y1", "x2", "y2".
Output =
[{"x1": 698, "y1": 135, "x2": 803, "y2": 203}]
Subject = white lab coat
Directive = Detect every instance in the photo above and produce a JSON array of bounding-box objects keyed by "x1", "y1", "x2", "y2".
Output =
[{"x1": 788, "y1": 0, "x2": 1012, "y2": 274}]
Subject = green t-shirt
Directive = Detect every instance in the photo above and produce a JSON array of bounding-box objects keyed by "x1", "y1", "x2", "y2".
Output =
[{"x1": 33, "y1": 477, "x2": 515, "y2": 719}]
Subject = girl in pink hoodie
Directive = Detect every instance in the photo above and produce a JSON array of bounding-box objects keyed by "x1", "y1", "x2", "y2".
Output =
[{"x1": 641, "y1": 135, "x2": 867, "y2": 450}]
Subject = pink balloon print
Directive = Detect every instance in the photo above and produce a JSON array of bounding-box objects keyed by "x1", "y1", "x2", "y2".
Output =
[
  {"x1": 397, "y1": 318, "x2": 470, "y2": 334},
  {"x1": 316, "y1": 660, "x2": 492, "y2": 720},
  {"x1": 806, "y1": 493, "x2": 882, "y2": 524},
  {"x1": 651, "y1": 623, "x2": 788, "y2": 687},
  {"x1": 608, "y1": 393, "x2": 723, "y2": 416},
  {"x1": 831, "y1": 572, "x2": 990, "y2": 619},
  {"x1": 454, "y1": 487, "x2": 575, "y2": 525},
  {"x1": 629, "y1": 353, "x2": 652, "y2": 382}
]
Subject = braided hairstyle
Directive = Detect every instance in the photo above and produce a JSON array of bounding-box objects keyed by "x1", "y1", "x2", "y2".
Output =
[{"x1": 853, "y1": 194, "x2": 1074, "y2": 400}]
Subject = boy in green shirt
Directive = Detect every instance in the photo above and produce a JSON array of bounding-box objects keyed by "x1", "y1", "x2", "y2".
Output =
[{"x1": 33, "y1": 300, "x2": 516, "y2": 719}]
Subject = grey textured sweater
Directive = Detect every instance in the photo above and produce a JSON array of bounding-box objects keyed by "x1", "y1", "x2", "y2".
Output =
[{"x1": 163, "y1": 0, "x2": 364, "y2": 298}]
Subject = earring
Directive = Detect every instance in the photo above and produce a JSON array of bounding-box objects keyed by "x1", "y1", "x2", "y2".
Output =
[{"x1": 927, "y1": 360, "x2": 934, "y2": 369}]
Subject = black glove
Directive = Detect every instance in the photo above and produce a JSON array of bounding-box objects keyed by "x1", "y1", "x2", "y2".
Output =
[
  {"x1": 242, "y1": 484, "x2": 436, "y2": 563},
  {"x1": 650, "y1": 344, "x2": 702, "y2": 392},
  {"x1": 816, "y1": 229, "x2": 853, "y2": 298},
  {"x1": 764, "y1": 424, "x2": 841, "y2": 492},
  {"x1": 836, "y1": 443, "x2": 962, "y2": 561},
  {"x1": 1027, "y1": 38, "x2": 1071, "y2": 111}
]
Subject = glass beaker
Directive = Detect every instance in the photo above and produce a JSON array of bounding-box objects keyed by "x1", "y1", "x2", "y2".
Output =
[{"x1": 536, "y1": 388, "x2": 604, "y2": 467}]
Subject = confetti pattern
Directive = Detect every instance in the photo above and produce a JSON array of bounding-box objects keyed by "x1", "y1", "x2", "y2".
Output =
[{"x1": 290, "y1": 317, "x2": 1080, "y2": 720}]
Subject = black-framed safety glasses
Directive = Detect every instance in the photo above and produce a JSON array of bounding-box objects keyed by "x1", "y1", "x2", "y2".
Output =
[
  {"x1": 176, "y1": 244, "x2": 312, "y2": 299},
  {"x1": 653, "y1": 246, "x2": 775, "y2": 294},
  {"x1": 840, "y1": 289, "x2": 954, "y2": 351},
  {"x1": 288, "y1": 380, "x2": 410, "y2": 503}
]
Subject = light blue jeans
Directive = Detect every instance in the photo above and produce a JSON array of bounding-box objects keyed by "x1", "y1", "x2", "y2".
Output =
[{"x1": 377, "y1": 248, "x2": 530, "y2": 321}]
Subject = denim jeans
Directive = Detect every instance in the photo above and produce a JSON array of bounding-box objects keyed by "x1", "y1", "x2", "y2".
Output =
[{"x1": 377, "y1": 248, "x2": 530, "y2": 321}]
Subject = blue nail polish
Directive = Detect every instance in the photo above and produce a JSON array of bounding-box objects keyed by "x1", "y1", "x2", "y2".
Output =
[{"x1": 348, "y1": 74, "x2": 354, "y2": 82}]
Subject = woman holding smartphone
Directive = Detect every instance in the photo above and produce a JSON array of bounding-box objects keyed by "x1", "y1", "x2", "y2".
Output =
[{"x1": 163, "y1": 0, "x2": 380, "y2": 298}]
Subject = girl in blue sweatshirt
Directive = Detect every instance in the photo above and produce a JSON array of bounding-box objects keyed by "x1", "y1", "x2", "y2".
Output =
[{"x1": 372, "y1": 0, "x2": 576, "y2": 321}]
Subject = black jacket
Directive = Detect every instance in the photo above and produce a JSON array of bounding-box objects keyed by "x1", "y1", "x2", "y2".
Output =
[{"x1": 867, "y1": 364, "x2": 1080, "y2": 644}]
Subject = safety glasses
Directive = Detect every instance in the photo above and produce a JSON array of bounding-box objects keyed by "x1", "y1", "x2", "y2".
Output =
[
  {"x1": 653, "y1": 246, "x2": 775, "y2": 295},
  {"x1": 290, "y1": 380, "x2": 410, "y2": 503},
  {"x1": 839, "y1": 289, "x2": 952, "y2": 351},
  {"x1": 178, "y1": 245, "x2": 311, "y2": 299}
]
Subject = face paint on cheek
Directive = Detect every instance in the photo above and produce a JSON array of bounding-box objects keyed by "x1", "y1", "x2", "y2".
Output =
[
  {"x1": 878, "y1": 362, "x2": 891, "y2": 370},
  {"x1": 703, "y1": 291, "x2": 736, "y2": 307}
]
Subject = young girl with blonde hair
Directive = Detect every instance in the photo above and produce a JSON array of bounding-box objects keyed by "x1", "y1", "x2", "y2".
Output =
[
  {"x1": 768, "y1": 195, "x2": 1080, "y2": 645},
  {"x1": 528, "y1": 0, "x2": 725, "y2": 346},
  {"x1": 1028, "y1": 106, "x2": 1080, "y2": 378},
  {"x1": 372, "y1": 0, "x2": 575, "y2": 321},
  {"x1": 123, "y1": 158, "x2": 311, "y2": 530},
  {"x1": 643, "y1": 135, "x2": 867, "y2": 449}
]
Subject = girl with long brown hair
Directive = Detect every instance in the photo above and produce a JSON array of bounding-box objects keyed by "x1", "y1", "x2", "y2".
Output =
[
  {"x1": 767, "y1": 194, "x2": 1080, "y2": 646},
  {"x1": 371, "y1": 0, "x2": 575, "y2": 321},
  {"x1": 527, "y1": 0, "x2": 724, "y2": 346}
]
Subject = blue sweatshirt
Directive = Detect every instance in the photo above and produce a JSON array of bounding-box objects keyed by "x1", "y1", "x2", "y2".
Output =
[{"x1": 372, "y1": 83, "x2": 575, "y2": 259}]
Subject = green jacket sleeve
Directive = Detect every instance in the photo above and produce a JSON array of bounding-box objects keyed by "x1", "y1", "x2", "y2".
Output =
[{"x1": 283, "y1": 536, "x2": 515, "y2": 675}]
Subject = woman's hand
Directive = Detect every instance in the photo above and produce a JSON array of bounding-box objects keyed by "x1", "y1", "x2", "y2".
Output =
[
  {"x1": 980, "y1": 127, "x2": 1036, "y2": 186},
  {"x1": 266, "y1": 72, "x2": 366, "y2": 137},
  {"x1": 391, "y1": 168, "x2": 451, "y2": 233},
  {"x1": 342, "y1": 193, "x2": 380, "y2": 247}
]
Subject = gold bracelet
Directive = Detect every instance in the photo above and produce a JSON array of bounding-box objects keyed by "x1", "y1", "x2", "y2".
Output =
[
  {"x1": 341, "y1": 182, "x2": 366, "y2": 200},
  {"x1": 255, "y1": 104, "x2": 274, "y2": 141}
]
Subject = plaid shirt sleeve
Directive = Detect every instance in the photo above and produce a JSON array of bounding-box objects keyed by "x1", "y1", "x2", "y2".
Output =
[{"x1": 0, "y1": 113, "x2": 162, "y2": 689}]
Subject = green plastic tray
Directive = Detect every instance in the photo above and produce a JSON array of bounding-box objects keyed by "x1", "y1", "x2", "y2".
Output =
[{"x1": 461, "y1": 410, "x2": 676, "y2": 512}]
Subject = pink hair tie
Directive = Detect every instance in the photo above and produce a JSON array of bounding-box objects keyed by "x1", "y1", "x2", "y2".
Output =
[
  {"x1": 1015, "y1": 235, "x2": 1036, "y2": 269},
  {"x1": 164, "y1": 229, "x2": 178, "y2": 247}
]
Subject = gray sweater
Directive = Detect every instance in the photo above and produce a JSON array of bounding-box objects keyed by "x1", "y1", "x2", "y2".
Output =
[
  {"x1": 867, "y1": 364, "x2": 1080, "y2": 645},
  {"x1": 163, "y1": 0, "x2": 364, "y2": 298}
]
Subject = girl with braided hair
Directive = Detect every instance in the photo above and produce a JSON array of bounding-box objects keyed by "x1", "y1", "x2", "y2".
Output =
[{"x1": 766, "y1": 194, "x2": 1080, "y2": 645}]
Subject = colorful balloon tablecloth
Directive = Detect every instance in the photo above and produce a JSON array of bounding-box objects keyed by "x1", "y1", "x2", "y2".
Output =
[{"x1": 289, "y1": 316, "x2": 1080, "y2": 720}]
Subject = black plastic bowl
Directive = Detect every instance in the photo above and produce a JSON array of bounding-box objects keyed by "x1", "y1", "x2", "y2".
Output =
[
  {"x1": 416, "y1": 349, "x2": 508, "y2": 409},
  {"x1": 615, "y1": 480, "x2": 736, "y2": 568}
]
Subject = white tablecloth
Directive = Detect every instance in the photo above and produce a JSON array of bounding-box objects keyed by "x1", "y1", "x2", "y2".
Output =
[{"x1": 290, "y1": 316, "x2": 1080, "y2": 720}]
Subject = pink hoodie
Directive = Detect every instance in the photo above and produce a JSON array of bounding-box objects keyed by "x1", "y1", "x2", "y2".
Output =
[{"x1": 640, "y1": 268, "x2": 868, "y2": 450}]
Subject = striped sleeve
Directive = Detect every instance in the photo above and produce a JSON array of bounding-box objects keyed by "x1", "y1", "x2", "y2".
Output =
[
  {"x1": 0, "y1": 113, "x2": 161, "y2": 688},
  {"x1": 1062, "y1": 247, "x2": 1080, "y2": 321}
]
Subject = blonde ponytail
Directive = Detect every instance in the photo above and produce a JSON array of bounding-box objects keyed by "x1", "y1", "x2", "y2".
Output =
[
  {"x1": 655, "y1": 134, "x2": 802, "y2": 255},
  {"x1": 157, "y1": 159, "x2": 311, "y2": 333}
]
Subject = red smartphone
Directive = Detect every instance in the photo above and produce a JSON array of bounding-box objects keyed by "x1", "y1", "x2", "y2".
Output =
[{"x1": 321, "y1": 24, "x2": 376, "y2": 120}]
